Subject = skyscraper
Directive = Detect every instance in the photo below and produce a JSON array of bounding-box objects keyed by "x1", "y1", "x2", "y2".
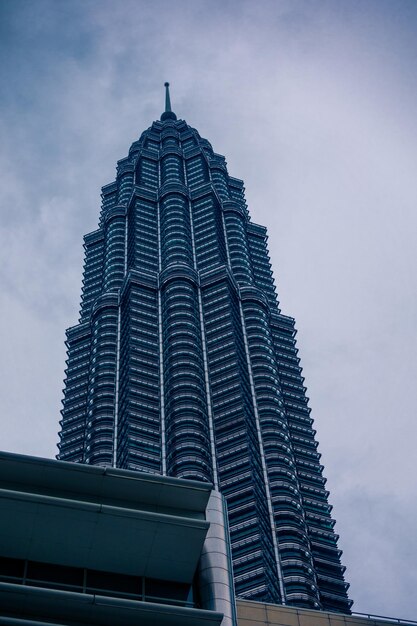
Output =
[{"x1": 58, "y1": 84, "x2": 351, "y2": 614}]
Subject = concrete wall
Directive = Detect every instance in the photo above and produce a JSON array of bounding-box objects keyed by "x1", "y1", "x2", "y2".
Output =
[{"x1": 237, "y1": 600, "x2": 415, "y2": 626}]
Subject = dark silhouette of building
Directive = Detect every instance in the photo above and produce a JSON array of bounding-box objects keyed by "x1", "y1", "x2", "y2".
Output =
[{"x1": 58, "y1": 84, "x2": 351, "y2": 613}]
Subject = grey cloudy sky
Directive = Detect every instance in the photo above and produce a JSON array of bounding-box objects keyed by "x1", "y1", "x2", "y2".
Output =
[{"x1": 1, "y1": 0, "x2": 416, "y2": 618}]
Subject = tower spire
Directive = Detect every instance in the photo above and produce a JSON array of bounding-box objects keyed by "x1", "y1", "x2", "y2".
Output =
[
  {"x1": 161, "y1": 81, "x2": 177, "y2": 121},
  {"x1": 165, "y1": 82, "x2": 172, "y2": 112}
]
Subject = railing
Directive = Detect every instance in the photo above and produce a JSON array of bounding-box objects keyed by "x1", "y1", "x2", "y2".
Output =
[{"x1": 352, "y1": 612, "x2": 417, "y2": 625}]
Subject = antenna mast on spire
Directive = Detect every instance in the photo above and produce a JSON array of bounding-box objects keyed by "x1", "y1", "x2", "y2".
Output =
[
  {"x1": 164, "y1": 82, "x2": 172, "y2": 112},
  {"x1": 161, "y1": 82, "x2": 177, "y2": 121}
]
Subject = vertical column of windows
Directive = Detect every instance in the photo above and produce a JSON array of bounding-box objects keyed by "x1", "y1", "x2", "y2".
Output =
[
  {"x1": 247, "y1": 228, "x2": 278, "y2": 309},
  {"x1": 79, "y1": 235, "x2": 104, "y2": 322},
  {"x1": 201, "y1": 276, "x2": 281, "y2": 603},
  {"x1": 222, "y1": 210, "x2": 253, "y2": 285},
  {"x1": 84, "y1": 301, "x2": 119, "y2": 467},
  {"x1": 58, "y1": 327, "x2": 91, "y2": 462},
  {"x1": 229, "y1": 187, "x2": 244, "y2": 203},
  {"x1": 184, "y1": 154, "x2": 219, "y2": 487},
  {"x1": 126, "y1": 203, "x2": 135, "y2": 272},
  {"x1": 192, "y1": 195, "x2": 227, "y2": 272},
  {"x1": 211, "y1": 167, "x2": 230, "y2": 200},
  {"x1": 237, "y1": 295, "x2": 286, "y2": 604},
  {"x1": 241, "y1": 296, "x2": 320, "y2": 609},
  {"x1": 162, "y1": 279, "x2": 212, "y2": 483},
  {"x1": 110, "y1": 169, "x2": 132, "y2": 465},
  {"x1": 130, "y1": 199, "x2": 159, "y2": 273},
  {"x1": 128, "y1": 140, "x2": 142, "y2": 160},
  {"x1": 160, "y1": 193, "x2": 193, "y2": 268},
  {"x1": 181, "y1": 136, "x2": 196, "y2": 151},
  {"x1": 145, "y1": 139, "x2": 159, "y2": 153},
  {"x1": 156, "y1": 159, "x2": 167, "y2": 473},
  {"x1": 99, "y1": 183, "x2": 117, "y2": 226},
  {"x1": 117, "y1": 282, "x2": 161, "y2": 474},
  {"x1": 162, "y1": 136, "x2": 179, "y2": 149},
  {"x1": 270, "y1": 314, "x2": 351, "y2": 613},
  {"x1": 103, "y1": 214, "x2": 126, "y2": 292},
  {"x1": 137, "y1": 158, "x2": 158, "y2": 189},
  {"x1": 198, "y1": 138, "x2": 213, "y2": 154},
  {"x1": 161, "y1": 154, "x2": 184, "y2": 184},
  {"x1": 228, "y1": 179, "x2": 249, "y2": 217},
  {"x1": 185, "y1": 155, "x2": 209, "y2": 189},
  {"x1": 117, "y1": 169, "x2": 134, "y2": 205},
  {"x1": 158, "y1": 283, "x2": 167, "y2": 475}
]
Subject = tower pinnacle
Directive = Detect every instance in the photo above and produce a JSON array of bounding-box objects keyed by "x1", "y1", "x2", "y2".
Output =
[{"x1": 161, "y1": 81, "x2": 177, "y2": 121}]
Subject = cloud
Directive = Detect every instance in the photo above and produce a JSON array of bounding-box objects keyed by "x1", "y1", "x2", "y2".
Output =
[
  {"x1": 335, "y1": 489, "x2": 417, "y2": 618},
  {"x1": 1, "y1": 0, "x2": 416, "y2": 617}
]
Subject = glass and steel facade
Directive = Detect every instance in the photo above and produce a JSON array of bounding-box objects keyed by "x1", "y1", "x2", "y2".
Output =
[{"x1": 58, "y1": 88, "x2": 352, "y2": 613}]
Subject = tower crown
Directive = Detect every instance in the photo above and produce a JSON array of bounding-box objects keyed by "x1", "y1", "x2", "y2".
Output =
[{"x1": 160, "y1": 82, "x2": 177, "y2": 121}]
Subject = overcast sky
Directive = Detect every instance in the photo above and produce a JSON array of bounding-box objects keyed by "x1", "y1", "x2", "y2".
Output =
[{"x1": 1, "y1": 0, "x2": 417, "y2": 618}]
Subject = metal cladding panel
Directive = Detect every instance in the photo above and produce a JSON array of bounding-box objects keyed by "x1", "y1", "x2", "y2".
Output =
[
  {"x1": 0, "y1": 489, "x2": 208, "y2": 582},
  {"x1": 0, "y1": 452, "x2": 211, "y2": 515},
  {"x1": 0, "y1": 452, "x2": 213, "y2": 586},
  {"x1": 0, "y1": 583, "x2": 223, "y2": 626}
]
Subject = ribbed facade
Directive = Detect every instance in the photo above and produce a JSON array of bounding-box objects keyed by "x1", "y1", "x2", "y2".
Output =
[{"x1": 58, "y1": 94, "x2": 352, "y2": 613}]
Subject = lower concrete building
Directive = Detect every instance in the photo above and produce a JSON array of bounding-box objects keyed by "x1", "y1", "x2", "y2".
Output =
[
  {"x1": 236, "y1": 600, "x2": 417, "y2": 626},
  {"x1": 0, "y1": 451, "x2": 235, "y2": 626}
]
